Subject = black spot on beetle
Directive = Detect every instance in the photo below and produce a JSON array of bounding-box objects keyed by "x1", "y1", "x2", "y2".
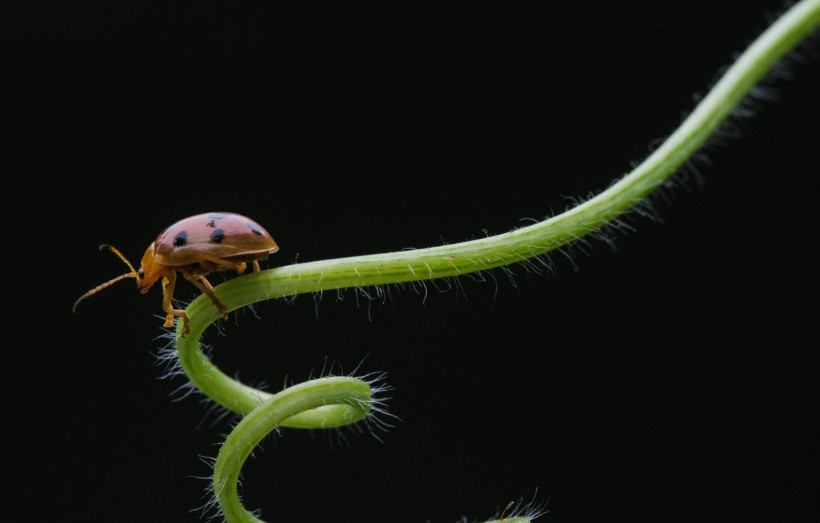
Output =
[
  {"x1": 210, "y1": 228, "x2": 226, "y2": 244},
  {"x1": 173, "y1": 231, "x2": 188, "y2": 248},
  {"x1": 206, "y1": 219, "x2": 216, "y2": 228}
]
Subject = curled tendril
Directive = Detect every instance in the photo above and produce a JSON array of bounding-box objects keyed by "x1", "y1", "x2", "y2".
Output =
[{"x1": 171, "y1": 2, "x2": 820, "y2": 521}]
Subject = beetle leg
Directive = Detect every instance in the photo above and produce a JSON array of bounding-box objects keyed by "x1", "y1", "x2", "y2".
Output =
[
  {"x1": 182, "y1": 272, "x2": 229, "y2": 321},
  {"x1": 199, "y1": 255, "x2": 247, "y2": 274},
  {"x1": 252, "y1": 260, "x2": 261, "y2": 272},
  {"x1": 160, "y1": 271, "x2": 190, "y2": 336}
]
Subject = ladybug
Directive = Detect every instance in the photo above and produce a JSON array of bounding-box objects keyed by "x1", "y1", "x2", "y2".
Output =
[{"x1": 74, "y1": 212, "x2": 279, "y2": 336}]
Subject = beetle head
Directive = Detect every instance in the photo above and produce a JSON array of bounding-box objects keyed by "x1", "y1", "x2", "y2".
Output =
[{"x1": 136, "y1": 243, "x2": 164, "y2": 293}]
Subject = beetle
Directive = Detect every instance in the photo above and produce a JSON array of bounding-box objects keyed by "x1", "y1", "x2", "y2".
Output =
[{"x1": 73, "y1": 212, "x2": 280, "y2": 336}]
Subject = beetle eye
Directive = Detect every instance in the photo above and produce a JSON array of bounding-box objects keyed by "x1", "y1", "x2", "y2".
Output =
[{"x1": 137, "y1": 269, "x2": 144, "y2": 280}]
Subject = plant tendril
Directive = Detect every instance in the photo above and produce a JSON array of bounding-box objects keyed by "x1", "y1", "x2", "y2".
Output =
[{"x1": 171, "y1": 1, "x2": 820, "y2": 521}]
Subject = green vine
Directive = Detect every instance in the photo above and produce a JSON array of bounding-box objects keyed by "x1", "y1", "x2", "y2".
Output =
[{"x1": 169, "y1": 1, "x2": 820, "y2": 521}]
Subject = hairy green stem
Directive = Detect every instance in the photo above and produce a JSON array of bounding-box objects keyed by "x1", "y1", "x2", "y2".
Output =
[
  {"x1": 214, "y1": 377, "x2": 373, "y2": 523},
  {"x1": 172, "y1": 1, "x2": 820, "y2": 521}
]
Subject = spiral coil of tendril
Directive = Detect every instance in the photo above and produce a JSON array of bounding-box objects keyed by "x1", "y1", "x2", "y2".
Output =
[{"x1": 167, "y1": 2, "x2": 820, "y2": 520}]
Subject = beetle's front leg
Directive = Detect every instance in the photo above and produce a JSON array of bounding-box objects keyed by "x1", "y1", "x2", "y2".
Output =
[{"x1": 160, "y1": 273, "x2": 190, "y2": 336}]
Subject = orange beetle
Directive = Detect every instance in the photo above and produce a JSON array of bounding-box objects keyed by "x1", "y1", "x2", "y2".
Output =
[{"x1": 74, "y1": 212, "x2": 279, "y2": 336}]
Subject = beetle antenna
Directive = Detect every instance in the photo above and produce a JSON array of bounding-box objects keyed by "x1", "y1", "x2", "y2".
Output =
[
  {"x1": 100, "y1": 244, "x2": 138, "y2": 274},
  {"x1": 72, "y1": 244, "x2": 139, "y2": 313}
]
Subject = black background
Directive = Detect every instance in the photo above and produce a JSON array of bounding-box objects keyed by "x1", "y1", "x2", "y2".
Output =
[{"x1": 7, "y1": 1, "x2": 819, "y2": 521}]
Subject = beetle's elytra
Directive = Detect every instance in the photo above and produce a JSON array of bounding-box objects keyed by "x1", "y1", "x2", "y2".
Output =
[{"x1": 73, "y1": 212, "x2": 279, "y2": 336}]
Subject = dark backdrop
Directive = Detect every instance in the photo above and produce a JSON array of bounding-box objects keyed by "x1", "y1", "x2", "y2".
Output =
[{"x1": 8, "y1": 1, "x2": 819, "y2": 521}]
